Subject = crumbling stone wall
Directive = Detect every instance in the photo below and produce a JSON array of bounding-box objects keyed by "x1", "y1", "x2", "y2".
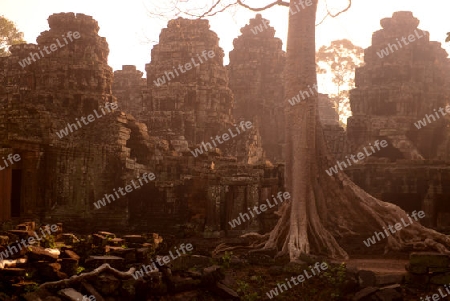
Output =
[
  {"x1": 0, "y1": 13, "x2": 155, "y2": 231},
  {"x1": 0, "y1": 12, "x2": 318, "y2": 236},
  {"x1": 111, "y1": 17, "x2": 281, "y2": 235}
]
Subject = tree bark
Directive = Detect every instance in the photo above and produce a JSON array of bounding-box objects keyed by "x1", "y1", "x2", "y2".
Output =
[{"x1": 262, "y1": 0, "x2": 450, "y2": 260}]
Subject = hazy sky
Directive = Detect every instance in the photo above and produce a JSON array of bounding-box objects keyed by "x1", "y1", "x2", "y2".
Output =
[{"x1": 2, "y1": 0, "x2": 449, "y2": 86}]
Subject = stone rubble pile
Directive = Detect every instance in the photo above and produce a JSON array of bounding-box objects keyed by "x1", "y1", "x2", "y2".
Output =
[{"x1": 0, "y1": 222, "x2": 239, "y2": 300}]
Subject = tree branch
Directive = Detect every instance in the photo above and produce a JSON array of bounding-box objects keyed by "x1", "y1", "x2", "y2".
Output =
[
  {"x1": 196, "y1": 0, "x2": 289, "y2": 18},
  {"x1": 236, "y1": 0, "x2": 289, "y2": 11},
  {"x1": 316, "y1": 0, "x2": 352, "y2": 26}
]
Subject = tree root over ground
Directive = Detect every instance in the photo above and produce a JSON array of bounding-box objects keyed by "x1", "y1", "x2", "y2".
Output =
[
  {"x1": 38, "y1": 264, "x2": 136, "y2": 291},
  {"x1": 214, "y1": 118, "x2": 450, "y2": 260}
]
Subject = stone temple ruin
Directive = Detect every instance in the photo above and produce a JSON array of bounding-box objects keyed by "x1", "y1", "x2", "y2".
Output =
[
  {"x1": 345, "y1": 11, "x2": 450, "y2": 228},
  {"x1": 0, "y1": 9, "x2": 449, "y2": 300},
  {"x1": 1, "y1": 10, "x2": 450, "y2": 237}
]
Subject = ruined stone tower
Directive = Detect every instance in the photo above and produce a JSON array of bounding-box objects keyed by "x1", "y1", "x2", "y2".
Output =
[
  {"x1": 347, "y1": 11, "x2": 450, "y2": 161},
  {"x1": 112, "y1": 65, "x2": 146, "y2": 115},
  {"x1": 0, "y1": 13, "x2": 154, "y2": 230},
  {"x1": 228, "y1": 14, "x2": 286, "y2": 162},
  {"x1": 344, "y1": 11, "x2": 450, "y2": 228},
  {"x1": 144, "y1": 18, "x2": 234, "y2": 147}
]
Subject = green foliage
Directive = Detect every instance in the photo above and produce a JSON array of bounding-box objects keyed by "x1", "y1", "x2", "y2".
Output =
[
  {"x1": 249, "y1": 275, "x2": 264, "y2": 286},
  {"x1": 76, "y1": 266, "x2": 85, "y2": 275},
  {"x1": 236, "y1": 280, "x2": 260, "y2": 301},
  {"x1": 23, "y1": 283, "x2": 39, "y2": 293},
  {"x1": 25, "y1": 271, "x2": 34, "y2": 279},
  {"x1": 40, "y1": 234, "x2": 56, "y2": 248},
  {"x1": 319, "y1": 262, "x2": 347, "y2": 300},
  {"x1": 221, "y1": 251, "x2": 233, "y2": 269},
  {"x1": 0, "y1": 16, "x2": 25, "y2": 57}
]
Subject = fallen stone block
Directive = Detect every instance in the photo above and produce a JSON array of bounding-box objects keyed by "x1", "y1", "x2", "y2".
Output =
[
  {"x1": 106, "y1": 238, "x2": 124, "y2": 246},
  {"x1": 0, "y1": 267, "x2": 26, "y2": 277},
  {"x1": 375, "y1": 286, "x2": 402, "y2": 301},
  {"x1": 61, "y1": 233, "x2": 78, "y2": 245},
  {"x1": 60, "y1": 258, "x2": 78, "y2": 276},
  {"x1": 410, "y1": 252, "x2": 450, "y2": 268},
  {"x1": 375, "y1": 271, "x2": 405, "y2": 286},
  {"x1": 106, "y1": 247, "x2": 136, "y2": 263},
  {"x1": 405, "y1": 263, "x2": 427, "y2": 274},
  {"x1": 352, "y1": 287, "x2": 379, "y2": 301},
  {"x1": 0, "y1": 235, "x2": 9, "y2": 245},
  {"x1": 35, "y1": 262, "x2": 67, "y2": 281},
  {"x1": 93, "y1": 274, "x2": 121, "y2": 295},
  {"x1": 168, "y1": 275, "x2": 202, "y2": 292},
  {"x1": 92, "y1": 234, "x2": 107, "y2": 246},
  {"x1": 81, "y1": 281, "x2": 105, "y2": 301},
  {"x1": 85, "y1": 256, "x2": 124, "y2": 270},
  {"x1": 357, "y1": 270, "x2": 377, "y2": 288},
  {"x1": 123, "y1": 235, "x2": 145, "y2": 244},
  {"x1": 430, "y1": 273, "x2": 450, "y2": 285},
  {"x1": 23, "y1": 292, "x2": 43, "y2": 301},
  {"x1": 58, "y1": 288, "x2": 84, "y2": 301},
  {"x1": 27, "y1": 246, "x2": 58, "y2": 263},
  {"x1": 98, "y1": 231, "x2": 115, "y2": 239},
  {"x1": 215, "y1": 282, "x2": 240, "y2": 300},
  {"x1": 63, "y1": 250, "x2": 80, "y2": 261},
  {"x1": 201, "y1": 265, "x2": 224, "y2": 286},
  {"x1": 171, "y1": 255, "x2": 211, "y2": 272}
]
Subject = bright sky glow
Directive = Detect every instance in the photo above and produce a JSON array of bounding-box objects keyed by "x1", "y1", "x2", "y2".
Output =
[{"x1": 2, "y1": 0, "x2": 449, "y2": 96}]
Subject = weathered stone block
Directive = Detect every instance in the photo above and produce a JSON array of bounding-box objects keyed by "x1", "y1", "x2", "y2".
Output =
[
  {"x1": 405, "y1": 263, "x2": 428, "y2": 274},
  {"x1": 201, "y1": 265, "x2": 224, "y2": 286},
  {"x1": 58, "y1": 288, "x2": 84, "y2": 301},
  {"x1": 27, "y1": 246, "x2": 58, "y2": 263},
  {"x1": 410, "y1": 252, "x2": 450, "y2": 268},
  {"x1": 430, "y1": 273, "x2": 450, "y2": 285},
  {"x1": 123, "y1": 235, "x2": 145, "y2": 244},
  {"x1": 60, "y1": 258, "x2": 78, "y2": 276},
  {"x1": 171, "y1": 255, "x2": 211, "y2": 272},
  {"x1": 93, "y1": 274, "x2": 121, "y2": 295},
  {"x1": 0, "y1": 267, "x2": 26, "y2": 277},
  {"x1": 85, "y1": 256, "x2": 124, "y2": 270},
  {"x1": 358, "y1": 270, "x2": 377, "y2": 288}
]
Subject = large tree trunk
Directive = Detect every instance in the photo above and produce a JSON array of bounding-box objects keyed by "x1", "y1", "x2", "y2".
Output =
[{"x1": 262, "y1": 0, "x2": 450, "y2": 260}]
